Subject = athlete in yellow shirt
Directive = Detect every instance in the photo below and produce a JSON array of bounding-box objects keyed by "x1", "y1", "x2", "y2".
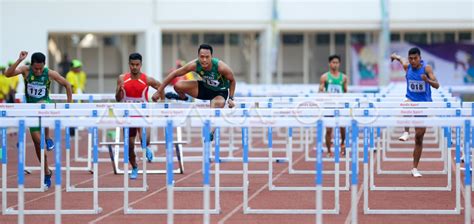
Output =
[
  {"x1": 6, "y1": 61, "x2": 20, "y2": 102},
  {"x1": 66, "y1": 59, "x2": 87, "y2": 94}
]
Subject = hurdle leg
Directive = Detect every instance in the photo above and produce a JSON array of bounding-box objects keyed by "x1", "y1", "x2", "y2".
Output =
[
  {"x1": 376, "y1": 129, "x2": 385, "y2": 174},
  {"x1": 370, "y1": 128, "x2": 381, "y2": 189},
  {"x1": 54, "y1": 120, "x2": 62, "y2": 224},
  {"x1": 87, "y1": 128, "x2": 92, "y2": 172},
  {"x1": 213, "y1": 117, "x2": 221, "y2": 212},
  {"x1": 123, "y1": 127, "x2": 130, "y2": 213},
  {"x1": 92, "y1": 126, "x2": 101, "y2": 213},
  {"x1": 370, "y1": 134, "x2": 375, "y2": 190},
  {"x1": 268, "y1": 127, "x2": 273, "y2": 189},
  {"x1": 141, "y1": 127, "x2": 148, "y2": 191},
  {"x1": 438, "y1": 127, "x2": 448, "y2": 175},
  {"x1": 446, "y1": 129, "x2": 452, "y2": 190},
  {"x1": 66, "y1": 127, "x2": 72, "y2": 191},
  {"x1": 203, "y1": 121, "x2": 211, "y2": 224},
  {"x1": 23, "y1": 130, "x2": 29, "y2": 175},
  {"x1": 464, "y1": 120, "x2": 472, "y2": 224},
  {"x1": 316, "y1": 121, "x2": 323, "y2": 224},
  {"x1": 454, "y1": 125, "x2": 462, "y2": 214},
  {"x1": 242, "y1": 125, "x2": 249, "y2": 214},
  {"x1": 18, "y1": 120, "x2": 26, "y2": 224},
  {"x1": 363, "y1": 127, "x2": 369, "y2": 214},
  {"x1": 74, "y1": 127, "x2": 79, "y2": 162},
  {"x1": 334, "y1": 124, "x2": 341, "y2": 213},
  {"x1": 114, "y1": 127, "x2": 121, "y2": 174},
  {"x1": 304, "y1": 128, "x2": 311, "y2": 161},
  {"x1": 176, "y1": 127, "x2": 184, "y2": 174},
  {"x1": 165, "y1": 121, "x2": 174, "y2": 224},
  {"x1": 1, "y1": 125, "x2": 7, "y2": 214},
  {"x1": 248, "y1": 126, "x2": 253, "y2": 150},
  {"x1": 345, "y1": 126, "x2": 350, "y2": 191},
  {"x1": 287, "y1": 127, "x2": 293, "y2": 170},
  {"x1": 1, "y1": 158, "x2": 6, "y2": 215},
  {"x1": 350, "y1": 121, "x2": 358, "y2": 224},
  {"x1": 39, "y1": 127, "x2": 46, "y2": 191},
  {"x1": 335, "y1": 159, "x2": 340, "y2": 213}
]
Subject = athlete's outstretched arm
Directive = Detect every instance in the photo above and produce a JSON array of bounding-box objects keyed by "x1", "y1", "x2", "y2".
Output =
[
  {"x1": 5, "y1": 51, "x2": 28, "y2": 78},
  {"x1": 147, "y1": 76, "x2": 165, "y2": 101},
  {"x1": 218, "y1": 61, "x2": 236, "y2": 108},
  {"x1": 49, "y1": 70, "x2": 72, "y2": 103},
  {"x1": 318, "y1": 74, "x2": 327, "y2": 93},
  {"x1": 160, "y1": 61, "x2": 196, "y2": 89},
  {"x1": 390, "y1": 53, "x2": 409, "y2": 72},
  {"x1": 152, "y1": 61, "x2": 196, "y2": 102},
  {"x1": 422, "y1": 65, "x2": 440, "y2": 89},
  {"x1": 115, "y1": 75, "x2": 125, "y2": 102}
]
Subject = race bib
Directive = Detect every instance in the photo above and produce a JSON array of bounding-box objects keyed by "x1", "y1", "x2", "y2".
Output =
[
  {"x1": 27, "y1": 83, "x2": 47, "y2": 98},
  {"x1": 327, "y1": 84, "x2": 343, "y2": 93},
  {"x1": 408, "y1": 80, "x2": 426, "y2": 93},
  {"x1": 205, "y1": 78, "x2": 220, "y2": 87}
]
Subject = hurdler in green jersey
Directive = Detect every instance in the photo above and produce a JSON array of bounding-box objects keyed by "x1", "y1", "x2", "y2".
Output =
[
  {"x1": 318, "y1": 54, "x2": 348, "y2": 158},
  {"x1": 153, "y1": 44, "x2": 236, "y2": 141},
  {"x1": 5, "y1": 51, "x2": 72, "y2": 190}
]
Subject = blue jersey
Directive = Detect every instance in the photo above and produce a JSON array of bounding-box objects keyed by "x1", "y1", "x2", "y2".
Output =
[{"x1": 405, "y1": 60, "x2": 432, "y2": 102}]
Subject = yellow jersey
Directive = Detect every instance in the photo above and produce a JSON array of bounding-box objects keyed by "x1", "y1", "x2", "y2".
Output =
[{"x1": 66, "y1": 70, "x2": 87, "y2": 93}]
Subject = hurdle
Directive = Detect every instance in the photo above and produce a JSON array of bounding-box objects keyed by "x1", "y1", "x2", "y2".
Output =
[
  {"x1": 266, "y1": 118, "x2": 343, "y2": 214},
  {"x1": 57, "y1": 103, "x2": 186, "y2": 174},
  {"x1": 67, "y1": 109, "x2": 148, "y2": 192},
  {"x1": 2, "y1": 117, "x2": 101, "y2": 224},
  {"x1": 366, "y1": 102, "x2": 462, "y2": 177},
  {"x1": 270, "y1": 107, "x2": 351, "y2": 192},
  {"x1": 239, "y1": 117, "x2": 348, "y2": 215},
  {"x1": 174, "y1": 109, "x2": 243, "y2": 196},
  {"x1": 461, "y1": 102, "x2": 474, "y2": 191},
  {"x1": 3, "y1": 104, "x2": 471, "y2": 223},
  {"x1": 363, "y1": 117, "x2": 465, "y2": 216},
  {"x1": 134, "y1": 105, "x2": 470, "y2": 194},
  {"x1": 365, "y1": 108, "x2": 452, "y2": 192},
  {"x1": 238, "y1": 115, "x2": 468, "y2": 221},
  {"x1": 117, "y1": 117, "x2": 219, "y2": 217},
  {"x1": 15, "y1": 93, "x2": 117, "y2": 167},
  {"x1": 0, "y1": 103, "x2": 55, "y2": 194},
  {"x1": 281, "y1": 103, "x2": 352, "y2": 193},
  {"x1": 2, "y1": 107, "x2": 155, "y2": 193},
  {"x1": 366, "y1": 107, "x2": 470, "y2": 191}
]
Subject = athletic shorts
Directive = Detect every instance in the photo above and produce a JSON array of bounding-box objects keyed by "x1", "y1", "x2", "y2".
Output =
[{"x1": 197, "y1": 81, "x2": 228, "y2": 100}]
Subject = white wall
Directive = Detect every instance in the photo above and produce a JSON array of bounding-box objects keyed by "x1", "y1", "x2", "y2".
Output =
[
  {"x1": 155, "y1": 0, "x2": 473, "y2": 31},
  {"x1": 1, "y1": 0, "x2": 472, "y2": 88},
  {"x1": 2, "y1": 0, "x2": 473, "y2": 60},
  {"x1": 390, "y1": 0, "x2": 474, "y2": 30},
  {"x1": 1, "y1": 0, "x2": 153, "y2": 70},
  {"x1": 155, "y1": 0, "x2": 271, "y2": 30}
]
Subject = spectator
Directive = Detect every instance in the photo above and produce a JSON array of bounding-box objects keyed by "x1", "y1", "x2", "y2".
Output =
[{"x1": 66, "y1": 59, "x2": 87, "y2": 94}]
